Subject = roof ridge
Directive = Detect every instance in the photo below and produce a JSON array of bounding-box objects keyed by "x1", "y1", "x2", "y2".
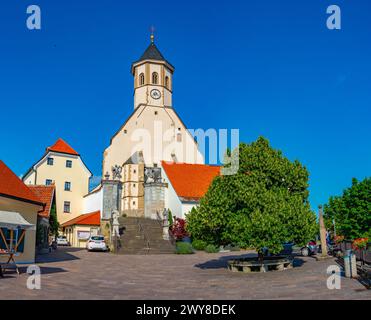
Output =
[
  {"x1": 162, "y1": 161, "x2": 221, "y2": 167},
  {"x1": 47, "y1": 138, "x2": 79, "y2": 156},
  {"x1": 29, "y1": 184, "x2": 55, "y2": 188},
  {"x1": 61, "y1": 211, "x2": 101, "y2": 228}
]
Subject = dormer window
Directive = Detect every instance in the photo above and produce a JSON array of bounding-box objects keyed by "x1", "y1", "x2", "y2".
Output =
[
  {"x1": 152, "y1": 72, "x2": 158, "y2": 85},
  {"x1": 139, "y1": 73, "x2": 145, "y2": 86}
]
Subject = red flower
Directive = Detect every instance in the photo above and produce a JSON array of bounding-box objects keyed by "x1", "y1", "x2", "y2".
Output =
[
  {"x1": 334, "y1": 235, "x2": 345, "y2": 244},
  {"x1": 170, "y1": 218, "x2": 189, "y2": 241},
  {"x1": 352, "y1": 238, "x2": 369, "y2": 250}
]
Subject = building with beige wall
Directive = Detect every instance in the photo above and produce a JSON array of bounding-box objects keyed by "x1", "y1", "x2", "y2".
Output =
[
  {"x1": 61, "y1": 211, "x2": 100, "y2": 248},
  {"x1": 23, "y1": 139, "x2": 92, "y2": 226},
  {"x1": 0, "y1": 160, "x2": 44, "y2": 264}
]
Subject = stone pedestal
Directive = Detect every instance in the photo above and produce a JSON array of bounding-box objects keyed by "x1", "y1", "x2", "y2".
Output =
[
  {"x1": 102, "y1": 180, "x2": 122, "y2": 220},
  {"x1": 144, "y1": 183, "x2": 167, "y2": 220},
  {"x1": 344, "y1": 255, "x2": 351, "y2": 278},
  {"x1": 101, "y1": 179, "x2": 122, "y2": 248},
  {"x1": 351, "y1": 254, "x2": 358, "y2": 278}
]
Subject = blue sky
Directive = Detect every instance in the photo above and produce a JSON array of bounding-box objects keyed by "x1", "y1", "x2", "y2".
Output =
[{"x1": 0, "y1": 0, "x2": 370, "y2": 212}]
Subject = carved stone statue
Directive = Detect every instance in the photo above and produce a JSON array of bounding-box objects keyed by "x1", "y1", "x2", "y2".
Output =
[
  {"x1": 145, "y1": 167, "x2": 162, "y2": 184},
  {"x1": 146, "y1": 169, "x2": 155, "y2": 183},
  {"x1": 111, "y1": 210, "x2": 120, "y2": 238},
  {"x1": 111, "y1": 165, "x2": 122, "y2": 180},
  {"x1": 162, "y1": 208, "x2": 170, "y2": 240}
]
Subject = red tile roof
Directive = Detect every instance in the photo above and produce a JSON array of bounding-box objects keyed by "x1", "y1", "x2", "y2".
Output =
[
  {"x1": 22, "y1": 138, "x2": 92, "y2": 181},
  {"x1": 61, "y1": 211, "x2": 101, "y2": 228},
  {"x1": 161, "y1": 161, "x2": 221, "y2": 201},
  {"x1": 47, "y1": 138, "x2": 79, "y2": 156},
  {"x1": 28, "y1": 185, "x2": 55, "y2": 218},
  {"x1": 0, "y1": 160, "x2": 44, "y2": 206}
]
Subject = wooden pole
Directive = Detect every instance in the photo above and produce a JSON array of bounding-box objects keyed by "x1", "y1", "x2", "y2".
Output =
[
  {"x1": 319, "y1": 205, "x2": 328, "y2": 256},
  {"x1": 0, "y1": 229, "x2": 10, "y2": 251},
  {"x1": 15, "y1": 230, "x2": 26, "y2": 252},
  {"x1": 10, "y1": 230, "x2": 14, "y2": 252}
]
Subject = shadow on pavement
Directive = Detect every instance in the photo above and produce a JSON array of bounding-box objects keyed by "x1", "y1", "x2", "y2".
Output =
[
  {"x1": 36, "y1": 247, "x2": 84, "y2": 264},
  {"x1": 20, "y1": 266, "x2": 67, "y2": 275},
  {"x1": 195, "y1": 252, "x2": 256, "y2": 270},
  {"x1": 1, "y1": 266, "x2": 67, "y2": 279},
  {"x1": 195, "y1": 252, "x2": 306, "y2": 270}
]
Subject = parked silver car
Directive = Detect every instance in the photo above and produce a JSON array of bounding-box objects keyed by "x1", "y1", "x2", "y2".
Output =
[
  {"x1": 86, "y1": 236, "x2": 109, "y2": 252},
  {"x1": 56, "y1": 236, "x2": 70, "y2": 247}
]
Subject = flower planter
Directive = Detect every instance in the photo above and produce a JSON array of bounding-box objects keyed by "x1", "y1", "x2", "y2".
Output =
[{"x1": 182, "y1": 236, "x2": 191, "y2": 243}]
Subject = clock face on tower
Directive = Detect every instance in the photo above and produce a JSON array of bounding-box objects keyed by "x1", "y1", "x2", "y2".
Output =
[{"x1": 150, "y1": 89, "x2": 162, "y2": 100}]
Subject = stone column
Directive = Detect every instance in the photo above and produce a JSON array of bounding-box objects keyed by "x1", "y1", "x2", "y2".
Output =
[
  {"x1": 101, "y1": 178, "x2": 122, "y2": 248},
  {"x1": 144, "y1": 183, "x2": 167, "y2": 220},
  {"x1": 102, "y1": 179, "x2": 122, "y2": 220}
]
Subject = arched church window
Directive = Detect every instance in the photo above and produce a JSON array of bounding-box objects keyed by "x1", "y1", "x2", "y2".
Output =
[
  {"x1": 152, "y1": 72, "x2": 159, "y2": 85},
  {"x1": 165, "y1": 76, "x2": 170, "y2": 89},
  {"x1": 139, "y1": 73, "x2": 145, "y2": 86}
]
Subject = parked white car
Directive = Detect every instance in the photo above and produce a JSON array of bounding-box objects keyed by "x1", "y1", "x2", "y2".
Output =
[
  {"x1": 56, "y1": 236, "x2": 70, "y2": 247},
  {"x1": 86, "y1": 236, "x2": 108, "y2": 252}
]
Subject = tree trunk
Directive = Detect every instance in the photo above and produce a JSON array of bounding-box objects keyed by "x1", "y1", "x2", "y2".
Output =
[{"x1": 319, "y1": 206, "x2": 328, "y2": 257}]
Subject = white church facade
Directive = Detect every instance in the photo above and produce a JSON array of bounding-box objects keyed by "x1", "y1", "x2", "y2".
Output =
[{"x1": 84, "y1": 36, "x2": 212, "y2": 221}]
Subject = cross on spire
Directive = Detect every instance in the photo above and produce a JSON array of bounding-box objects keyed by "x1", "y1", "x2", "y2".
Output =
[{"x1": 150, "y1": 26, "x2": 155, "y2": 43}]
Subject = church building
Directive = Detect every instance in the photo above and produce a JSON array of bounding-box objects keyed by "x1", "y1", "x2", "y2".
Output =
[
  {"x1": 82, "y1": 35, "x2": 209, "y2": 217},
  {"x1": 99, "y1": 34, "x2": 204, "y2": 216}
]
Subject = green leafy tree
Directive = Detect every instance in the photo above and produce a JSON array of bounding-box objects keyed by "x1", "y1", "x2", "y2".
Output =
[
  {"x1": 186, "y1": 137, "x2": 317, "y2": 258},
  {"x1": 324, "y1": 177, "x2": 371, "y2": 239},
  {"x1": 49, "y1": 202, "x2": 60, "y2": 237}
]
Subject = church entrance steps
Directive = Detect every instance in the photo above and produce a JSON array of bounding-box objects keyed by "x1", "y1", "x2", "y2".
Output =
[{"x1": 117, "y1": 217, "x2": 175, "y2": 255}]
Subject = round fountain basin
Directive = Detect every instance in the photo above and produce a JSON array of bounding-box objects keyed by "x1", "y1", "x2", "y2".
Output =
[{"x1": 228, "y1": 256, "x2": 294, "y2": 273}]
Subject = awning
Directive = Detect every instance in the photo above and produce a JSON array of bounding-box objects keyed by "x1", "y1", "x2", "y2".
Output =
[{"x1": 0, "y1": 211, "x2": 36, "y2": 231}]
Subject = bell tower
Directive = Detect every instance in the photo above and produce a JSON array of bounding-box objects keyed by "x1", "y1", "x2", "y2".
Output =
[{"x1": 131, "y1": 34, "x2": 174, "y2": 110}]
